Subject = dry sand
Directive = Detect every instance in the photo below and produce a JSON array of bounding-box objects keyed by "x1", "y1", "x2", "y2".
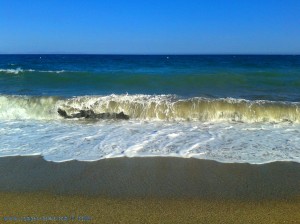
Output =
[
  {"x1": 0, "y1": 156, "x2": 299, "y2": 223},
  {"x1": 0, "y1": 192, "x2": 299, "y2": 224}
]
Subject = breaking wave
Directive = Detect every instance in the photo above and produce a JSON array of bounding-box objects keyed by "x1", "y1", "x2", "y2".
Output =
[{"x1": 0, "y1": 94, "x2": 300, "y2": 123}]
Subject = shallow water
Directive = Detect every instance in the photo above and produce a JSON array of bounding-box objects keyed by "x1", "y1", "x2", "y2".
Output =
[{"x1": 0, "y1": 119, "x2": 299, "y2": 163}]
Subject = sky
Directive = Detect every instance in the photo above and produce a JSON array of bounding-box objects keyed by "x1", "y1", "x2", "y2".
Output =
[{"x1": 0, "y1": 0, "x2": 299, "y2": 54}]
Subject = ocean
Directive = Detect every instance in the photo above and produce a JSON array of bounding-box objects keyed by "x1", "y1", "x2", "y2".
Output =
[{"x1": 0, "y1": 55, "x2": 299, "y2": 163}]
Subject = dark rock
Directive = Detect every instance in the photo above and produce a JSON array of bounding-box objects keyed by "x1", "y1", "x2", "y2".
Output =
[
  {"x1": 57, "y1": 109, "x2": 129, "y2": 120},
  {"x1": 57, "y1": 108, "x2": 71, "y2": 118},
  {"x1": 116, "y1": 111, "x2": 129, "y2": 120}
]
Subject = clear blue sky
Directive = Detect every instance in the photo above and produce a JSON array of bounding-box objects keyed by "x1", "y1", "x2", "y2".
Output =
[{"x1": 0, "y1": 0, "x2": 299, "y2": 54}]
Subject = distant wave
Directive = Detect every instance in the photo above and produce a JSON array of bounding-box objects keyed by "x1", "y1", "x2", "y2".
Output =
[
  {"x1": 40, "y1": 70, "x2": 66, "y2": 73},
  {"x1": 0, "y1": 94, "x2": 299, "y2": 123},
  {"x1": 0, "y1": 68, "x2": 66, "y2": 74},
  {"x1": 0, "y1": 68, "x2": 29, "y2": 74}
]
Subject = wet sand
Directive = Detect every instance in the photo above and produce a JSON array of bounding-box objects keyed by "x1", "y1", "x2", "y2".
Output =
[{"x1": 0, "y1": 156, "x2": 300, "y2": 223}]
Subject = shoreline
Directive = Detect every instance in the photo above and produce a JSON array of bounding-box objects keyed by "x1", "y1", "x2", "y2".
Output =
[
  {"x1": 1, "y1": 156, "x2": 300, "y2": 223},
  {"x1": 0, "y1": 156, "x2": 299, "y2": 199}
]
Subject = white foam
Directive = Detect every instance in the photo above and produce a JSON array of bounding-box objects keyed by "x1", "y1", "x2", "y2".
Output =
[
  {"x1": 0, "y1": 68, "x2": 66, "y2": 74},
  {"x1": 40, "y1": 70, "x2": 65, "y2": 73},
  {"x1": 0, "y1": 68, "x2": 24, "y2": 74},
  {"x1": 0, "y1": 119, "x2": 299, "y2": 164}
]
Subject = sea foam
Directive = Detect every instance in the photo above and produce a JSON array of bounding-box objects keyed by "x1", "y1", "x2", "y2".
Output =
[{"x1": 0, "y1": 119, "x2": 299, "y2": 164}]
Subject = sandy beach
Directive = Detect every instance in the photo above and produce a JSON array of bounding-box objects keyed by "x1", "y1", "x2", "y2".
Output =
[
  {"x1": 1, "y1": 0, "x2": 300, "y2": 222},
  {"x1": 0, "y1": 156, "x2": 299, "y2": 223}
]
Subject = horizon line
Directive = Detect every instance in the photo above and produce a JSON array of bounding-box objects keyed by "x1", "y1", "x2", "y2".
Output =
[{"x1": 0, "y1": 53, "x2": 299, "y2": 56}]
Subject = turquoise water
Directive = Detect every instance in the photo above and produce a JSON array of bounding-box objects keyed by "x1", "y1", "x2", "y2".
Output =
[{"x1": 0, "y1": 55, "x2": 300, "y2": 163}]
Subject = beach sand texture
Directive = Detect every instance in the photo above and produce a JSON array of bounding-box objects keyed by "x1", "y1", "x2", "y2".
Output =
[{"x1": 0, "y1": 156, "x2": 299, "y2": 223}]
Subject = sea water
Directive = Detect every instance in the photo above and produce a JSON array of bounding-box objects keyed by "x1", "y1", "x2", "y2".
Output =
[{"x1": 0, "y1": 55, "x2": 299, "y2": 163}]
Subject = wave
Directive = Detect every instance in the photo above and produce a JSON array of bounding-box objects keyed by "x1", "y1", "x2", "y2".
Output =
[
  {"x1": 0, "y1": 68, "x2": 28, "y2": 74},
  {"x1": 0, "y1": 95, "x2": 60, "y2": 120},
  {"x1": 0, "y1": 68, "x2": 66, "y2": 74},
  {"x1": 0, "y1": 94, "x2": 300, "y2": 123}
]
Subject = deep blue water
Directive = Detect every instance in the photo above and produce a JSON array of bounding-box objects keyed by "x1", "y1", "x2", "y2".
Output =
[{"x1": 0, "y1": 54, "x2": 300, "y2": 101}]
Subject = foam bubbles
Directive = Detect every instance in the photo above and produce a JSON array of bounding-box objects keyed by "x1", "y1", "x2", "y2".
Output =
[{"x1": 0, "y1": 119, "x2": 299, "y2": 164}]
